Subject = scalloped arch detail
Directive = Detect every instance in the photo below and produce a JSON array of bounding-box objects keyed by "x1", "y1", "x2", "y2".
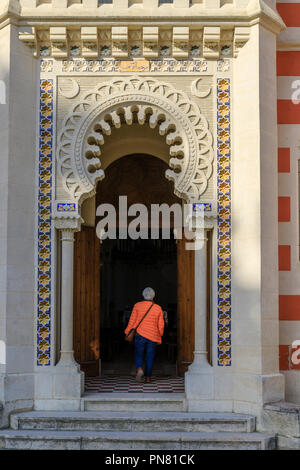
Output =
[{"x1": 57, "y1": 76, "x2": 213, "y2": 203}]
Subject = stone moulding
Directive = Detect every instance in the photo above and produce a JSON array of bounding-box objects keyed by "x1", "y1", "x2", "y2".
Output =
[
  {"x1": 57, "y1": 76, "x2": 214, "y2": 204},
  {"x1": 0, "y1": 1, "x2": 286, "y2": 39},
  {"x1": 19, "y1": 25, "x2": 251, "y2": 60},
  {"x1": 59, "y1": 59, "x2": 209, "y2": 74}
]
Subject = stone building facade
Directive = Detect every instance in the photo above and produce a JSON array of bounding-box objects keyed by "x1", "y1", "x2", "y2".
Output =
[{"x1": 0, "y1": 0, "x2": 300, "y2": 446}]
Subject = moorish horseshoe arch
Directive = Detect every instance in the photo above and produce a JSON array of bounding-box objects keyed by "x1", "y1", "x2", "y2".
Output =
[{"x1": 57, "y1": 76, "x2": 214, "y2": 203}]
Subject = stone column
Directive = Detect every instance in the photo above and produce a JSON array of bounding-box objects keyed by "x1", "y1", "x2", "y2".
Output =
[
  {"x1": 189, "y1": 233, "x2": 210, "y2": 369},
  {"x1": 56, "y1": 229, "x2": 78, "y2": 368},
  {"x1": 185, "y1": 231, "x2": 213, "y2": 410},
  {"x1": 35, "y1": 210, "x2": 84, "y2": 411},
  {"x1": 45, "y1": 225, "x2": 84, "y2": 411}
]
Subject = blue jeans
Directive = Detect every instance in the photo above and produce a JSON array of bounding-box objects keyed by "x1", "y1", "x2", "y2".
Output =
[{"x1": 134, "y1": 333, "x2": 157, "y2": 378}]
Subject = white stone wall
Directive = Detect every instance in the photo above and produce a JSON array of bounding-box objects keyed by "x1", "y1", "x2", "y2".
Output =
[
  {"x1": 276, "y1": 0, "x2": 300, "y2": 404},
  {"x1": 0, "y1": 0, "x2": 288, "y2": 419},
  {"x1": 231, "y1": 23, "x2": 284, "y2": 416},
  {"x1": 0, "y1": 24, "x2": 38, "y2": 427}
]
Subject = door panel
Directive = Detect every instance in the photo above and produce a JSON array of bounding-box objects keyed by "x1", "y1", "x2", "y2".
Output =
[
  {"x1": 177, "y1": 237, "x2": 195, "y2": 376},
  {"x1": 206, "y1": 231, "x2": 212, "y2": 365},
  {"x1": 73, "y1": 226, "x2": 100, "y2": 377}
]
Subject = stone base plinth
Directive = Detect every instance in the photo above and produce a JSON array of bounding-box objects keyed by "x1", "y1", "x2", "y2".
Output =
[
  {"x1": 34, "y1": 366, "x2": 84, "y2": 411},
  {"x1": 184, "y1": 371, "x2": 285, "y2": 414},
  {"x1": 185, "y1": 365, "x2": 214, "y2": 411},
  {"x1": 0, "y1": 373, "x2": 34, "y2": 428}
]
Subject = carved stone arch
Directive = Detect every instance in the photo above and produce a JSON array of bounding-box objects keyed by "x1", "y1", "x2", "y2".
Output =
[{"x1": 57, "y1": 76, "x2": 213, "y2": 203}]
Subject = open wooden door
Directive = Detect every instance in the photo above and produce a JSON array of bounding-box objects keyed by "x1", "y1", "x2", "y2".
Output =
[
  {"x1": 73, "y1": 226, "x2": 100, "y2": 377},
  {"x1": 177, "y1": 238, "x2": 195, "y2": 376}
]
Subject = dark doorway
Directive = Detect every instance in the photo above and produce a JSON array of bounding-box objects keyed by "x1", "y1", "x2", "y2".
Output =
[
  {"x1": 96, "y1": 154, "x2": 180, "y2": 376},
  {"x1": 73, "y1": 154, "x2": 196, "y2": 381},
  {"x1": 100, "y1": 234, "x2": 178, "y2": 376}
]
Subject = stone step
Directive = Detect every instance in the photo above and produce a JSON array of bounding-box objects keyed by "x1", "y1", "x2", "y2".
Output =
[
  {"x1": 11, "y1": 411, "x2": 256, "y2": 433},
  {"x1": 0, "y1": 429, "x2": 276, "y2": 450},
  {"x1": 261, "y1": 401, "x2": 300, "y2": 450},
  {"x1": 81, "y1": 393, "x2": 186, "y2": 412}
]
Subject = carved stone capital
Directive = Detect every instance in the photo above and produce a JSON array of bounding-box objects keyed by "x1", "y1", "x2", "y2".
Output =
[
  {"x1": 52, "y1": 201, "x2": 83, "y2": 231},
  {"x1": 60, "y1": 228, "x2": 76, "y2": 243}
]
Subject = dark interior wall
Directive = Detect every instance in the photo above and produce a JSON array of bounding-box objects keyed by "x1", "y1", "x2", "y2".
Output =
[
  {"x1": 100, "y1": 238, "x2": 177, "y2": 329},
  {"x1": 96, "y1": 153, "x2": 180, "y2": 214}
]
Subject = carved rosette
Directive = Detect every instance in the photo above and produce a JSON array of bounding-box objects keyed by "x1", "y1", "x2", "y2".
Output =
[{"x1": 57, "y1": 76, "x2": 213, "y2": 203}]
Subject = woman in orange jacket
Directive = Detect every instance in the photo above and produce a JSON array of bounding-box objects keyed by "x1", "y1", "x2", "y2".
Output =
[{"x1": 125, "y1": 287, "x2": 164, "y2": 383}]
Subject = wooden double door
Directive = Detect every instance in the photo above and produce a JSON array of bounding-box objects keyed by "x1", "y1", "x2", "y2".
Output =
[{"x1": 73, "y1": 226, "x2": 210, "y2": 377}]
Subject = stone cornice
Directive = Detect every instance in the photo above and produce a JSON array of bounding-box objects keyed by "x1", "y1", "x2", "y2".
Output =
[
  {"x1": 0, "y1": 1, "x2": 285, "y2": 32},
  {"x1": 0, "y1": 0, "x2": 20, "y2": 26},
  {"x1": 19, "y1": 24, "x2": 251, "y2": 59},
  {"x1": 246, "y1": 0, "x2": 286, "y2": 35},
  {"x1": 0, "y1": 1, "x2": 285, "y2": 54},
  {"x1": 276, "y1": 26, "x2": 300, "y2": 51}
]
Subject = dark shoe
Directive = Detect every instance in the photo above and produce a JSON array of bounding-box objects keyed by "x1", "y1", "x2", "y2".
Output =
[{"x1": 145, "y1": 377, "x2": 151, "y2": 384}]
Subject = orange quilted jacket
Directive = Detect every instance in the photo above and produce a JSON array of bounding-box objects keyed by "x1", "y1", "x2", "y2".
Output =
[{"x1": 124, "y1": 301, "x2": 165, "y2": 344}]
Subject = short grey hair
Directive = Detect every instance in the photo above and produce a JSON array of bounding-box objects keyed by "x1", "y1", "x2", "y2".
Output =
[{"x1": 142, "y1": 287, "x2": 155, "y2": 301}]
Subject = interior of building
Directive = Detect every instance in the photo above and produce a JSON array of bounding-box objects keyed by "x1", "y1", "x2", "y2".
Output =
[
  {"x1": 73, "y1": 153, "x2": 186, "y2": 377},
  {"x1": 100, "y1": 235, "x2": 178, "y2": 376},
  {"x1": 98, "y1": 154, "x2": 180, "y2": 376}
]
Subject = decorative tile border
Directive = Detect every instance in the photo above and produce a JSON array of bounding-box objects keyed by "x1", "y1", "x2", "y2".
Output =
[
  {"x1": 217, "y1": 78, "x2": 232, "y2": 366},
  {"x1": 57, "y1": 203, "x2": 76, "y2": 212},
  {"x1": 36, "y1": 66, "x2": 232, "y2": 368},
  {"x1": 61, "y1": 58, "x2": 208, "y2": 73},
  {"x1": 40, "y1": 59, "x2": 53, "y2": 73},
  {"x1": 37, "y1": 79, "x2": 53, "y2": 366},
  {"x1": 193, "y1": 202, "x2": 212, "y2": 212},
  {"x1": 217, "y1": 59, "x2": 230, "y2": 73}
]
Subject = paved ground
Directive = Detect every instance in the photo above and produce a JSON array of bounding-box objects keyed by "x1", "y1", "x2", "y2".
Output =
[{"x1": 85, "y1": 375, "x2": 185, "y2": 393}]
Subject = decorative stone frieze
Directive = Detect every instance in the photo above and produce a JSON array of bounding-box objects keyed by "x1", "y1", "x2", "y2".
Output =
[
  {"x1": 19, "y1": 25, "x2": 252, "y2": 60},
  {"x1": 19, "y1": 27, "x2": 37, "y2": 55},
  {"x1": 173, "y1": 27, "x2": 189, "y2": 59},
  {"x1": 112, "y1": 26, "x2": 128, "y2": 59},
  {"x1": 57, "y1": 76, "x2": 214, "y2": 203},
  {"x1": 81, "y1": 26, "x2": 98, "y2": 58},
  {"x1": 191, "y1": 78, "x2": 211, "y2": 99},
  {"x1": 50, "y1": 27, "x2": 68, "y2": 59},
  {"x1": 233, "y1": 27, "x2": 251, "y2": 58},
  {"x1": 203, "y1": 27, "x2": 221, "y2": 60},
  {"x1": 143, "y1": 27, "x2": 159, "y2": 59},
  {"x1": 58, "y1": 58, "x2": 209, "y2": 73}
]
